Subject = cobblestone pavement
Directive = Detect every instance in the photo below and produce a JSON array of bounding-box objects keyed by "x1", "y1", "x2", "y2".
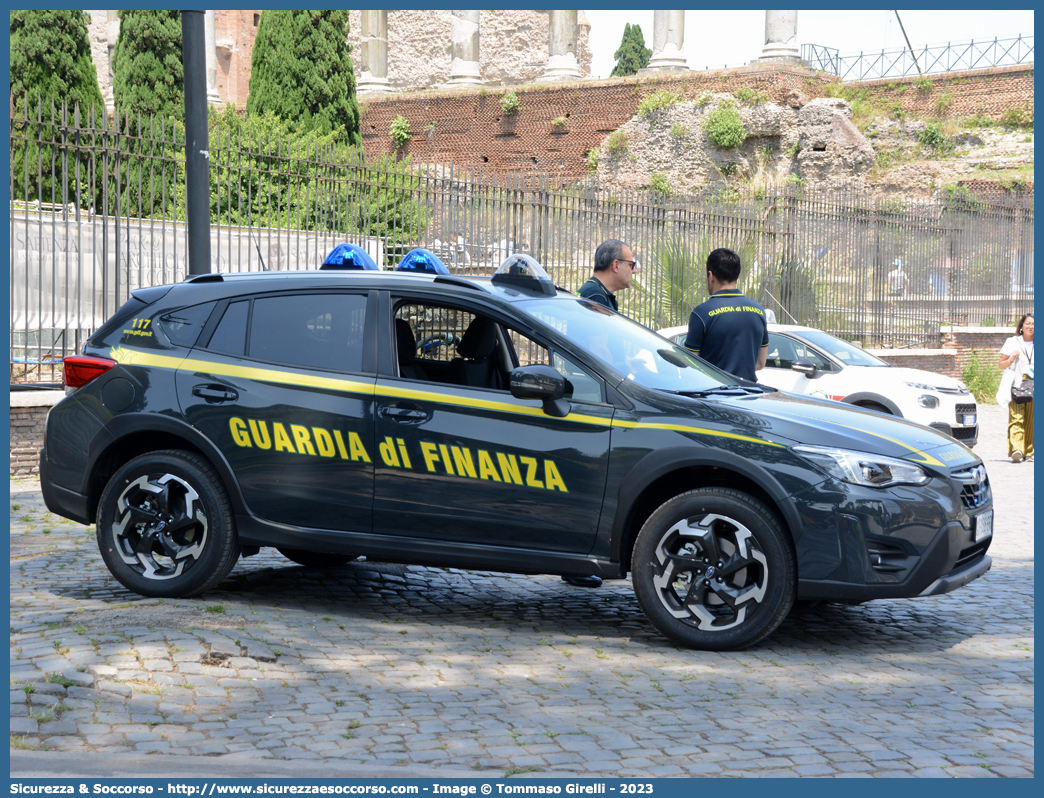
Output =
[{"x1": 10, "y1": 405, "x2": 1032, "y2": 777}]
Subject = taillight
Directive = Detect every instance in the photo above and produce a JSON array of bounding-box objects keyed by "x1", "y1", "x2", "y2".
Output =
[{"x1": 63, "y1": 355, "x2": 117, "y2": 388}]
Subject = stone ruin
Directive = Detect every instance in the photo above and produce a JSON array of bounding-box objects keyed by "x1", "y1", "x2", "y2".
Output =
[{"x1": 595, "y1": 93, "x2": 876, "y2": 194}]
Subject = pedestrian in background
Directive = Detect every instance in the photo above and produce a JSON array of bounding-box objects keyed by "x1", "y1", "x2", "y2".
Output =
[
  {"x1": 684, "y1": 248, "x2": 768, "y2": 383},
  {"x1": 887, "y1": 258, "x2": 909, "y2": 296},
  {"x1": 997, "y1": 313, "x2": 1034, "y2": 462},
  {"x1": 577, "y1": 239, "x2": 638, "y2": 311}
]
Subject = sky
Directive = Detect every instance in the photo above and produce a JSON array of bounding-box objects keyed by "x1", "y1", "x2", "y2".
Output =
[{"x1": 584, "y1": 10, "x2": 1035, "y2": 78}]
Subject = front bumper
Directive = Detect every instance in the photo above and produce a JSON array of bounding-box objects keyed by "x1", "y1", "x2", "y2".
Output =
[{"x1": 793, "y1": 472, "x2": 992, "y2": 602}]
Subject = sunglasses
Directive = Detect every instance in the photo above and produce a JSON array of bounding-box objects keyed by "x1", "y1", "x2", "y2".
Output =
[{"x1": 617, "y1": 259, "x2": 639, "y2": 271}]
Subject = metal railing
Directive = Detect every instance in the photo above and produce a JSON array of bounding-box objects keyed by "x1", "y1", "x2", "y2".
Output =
[
  {"x1": 10, "y1": 99, "x2": 1035, "y2": 382},
  {"x1": 802, "y1": 34, "x2": 1034, "y2": 81}
]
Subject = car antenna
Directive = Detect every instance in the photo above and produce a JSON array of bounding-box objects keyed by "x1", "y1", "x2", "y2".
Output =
[{"x1": 250, "y1": 229, "x2": 269, "y2": 271}]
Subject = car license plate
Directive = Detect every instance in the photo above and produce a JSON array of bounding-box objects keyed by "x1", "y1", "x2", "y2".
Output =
[
  {"x1": 963, "y1": 414, "x2": 977, "y2": 426},
  {"x1": 974, "y1": 510, "x2": 993, "y2": 542}
]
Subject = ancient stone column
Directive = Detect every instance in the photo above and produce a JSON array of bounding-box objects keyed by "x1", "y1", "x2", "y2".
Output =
[
  {"x1": 542, "y1": 10, "x2": 582, "y2": 81},
  {"x1": 205, "y1": 10, "x2": 221, "y2": 106},
  {"x1": 758, "y1": 10, "x2": 801, "y2": 63},
  {"x1": 357, "y1": 10, "x2": 392, "y2": 93},
  {"x1": 444, "y1": 10, "x2": 483, "y2": 88},
  {"x1": 645, "y1": 10, "x2": 687, "y2": 71},
  {"x1": 105, "y1": 10, "x2": 119, "y2": 113}
]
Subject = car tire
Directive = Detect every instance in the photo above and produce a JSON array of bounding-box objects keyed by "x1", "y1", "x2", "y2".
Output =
[
  {"x1": 856, "y1": 401, "x2": 891, "y2": 415},
  {"x1": 631, "y1": 488, "x2": 795, "y2": 651},
  {"x1": 96, "y1": 450, "x2": 240, "y2": 598},
  {"x1": 277, "y1": 548, "x2": 358, "y2": 568}
]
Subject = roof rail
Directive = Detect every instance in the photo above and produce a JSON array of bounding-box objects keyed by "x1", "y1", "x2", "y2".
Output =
[
  {"x1": 433, "y1": 275, "x2": 486, "y2": 292},
  {"x1": 184, "y1": 273, "x2": 224, "y2": 283}
]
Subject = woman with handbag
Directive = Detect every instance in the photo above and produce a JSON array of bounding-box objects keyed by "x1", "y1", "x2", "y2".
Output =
[{"x1": 997, "y1": 313, "x2": 1034, "y2": 462}]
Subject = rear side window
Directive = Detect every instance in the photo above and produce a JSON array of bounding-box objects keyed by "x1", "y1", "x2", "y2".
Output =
[
  {"x1": 159, "y1": 302, "x2": 216, "y2": 347},
  {"x1": 207, "y1": 300, "x2": 249, "y2": 356},
  {"x1": 249, "y1": 293, "x2": 367, "y2": 373}
]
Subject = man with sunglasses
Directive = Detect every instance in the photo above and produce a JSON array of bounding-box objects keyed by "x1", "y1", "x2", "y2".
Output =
[
  {"x1": 578, "y1": 239, "x2": 639, "y2": 311},
  {"x1": 564, "y1": 239, "x2": 638, "y2": 588}
]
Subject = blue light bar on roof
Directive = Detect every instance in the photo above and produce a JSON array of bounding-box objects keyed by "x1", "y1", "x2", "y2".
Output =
[
  {"x1": 395, "y1": 248, "x2": 450, "y2": 275},
  {"x1": 320, "y1": 243, "x2": 379, "y2": 270}
]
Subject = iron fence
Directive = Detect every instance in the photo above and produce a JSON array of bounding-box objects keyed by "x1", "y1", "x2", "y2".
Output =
[
  {"x1": 10, "y1": 99, "x2": 1035, "y2": 382},
  {"x1": 802, "y1": 34, "x2": 1034, "y2": 81}
]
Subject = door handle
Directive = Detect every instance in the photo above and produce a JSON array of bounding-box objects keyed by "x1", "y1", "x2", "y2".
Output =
[
  {"x1": 192, "y1": 384, "x2": 239, "y2": 404},
  {"x1": 378, "y1": 406, "x2": 428, "y2": 422}
]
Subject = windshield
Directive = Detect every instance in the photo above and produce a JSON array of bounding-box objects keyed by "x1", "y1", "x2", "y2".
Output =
[
  {"x1": 518, "y1": 297, "x2": 733, "y2": 391},
  {"x1": 796, "y1": 329, "x2": 891, "y2": 367}
]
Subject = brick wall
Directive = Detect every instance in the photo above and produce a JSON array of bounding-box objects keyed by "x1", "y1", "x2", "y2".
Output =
[
  {"x1": 359, "y1": 65, "x2": 837, "y2": 180},
  {"x1": 10, "y1": 391, "x2": 63, "y2": 476},
  {"x1": 868, "y1": 349, "x2": 960, "y2": 377},
  {"x1": 358, "y1": 63, "x2": 1033, "y2": 181},
  {"x1": 942, "y1": 327, "x2": 1017, "y2": 379},
  {"x1": 215, "y1": 10, "x2": 261, "y2": 108},
  {"x1": 847, "y1": 65, "x2": 1033, "y2": 121}
]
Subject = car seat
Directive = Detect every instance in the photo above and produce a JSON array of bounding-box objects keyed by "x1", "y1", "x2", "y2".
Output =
[
  {"x1": 395, "y1": 319, "x2": 428, "y2": 381},
  {"x1": 450, "y1": 317, "x2": 503, "y2": 389}
]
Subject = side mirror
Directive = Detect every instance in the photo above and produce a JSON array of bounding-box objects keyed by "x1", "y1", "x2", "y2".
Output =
[
  {"x1": 510, "y1": 365, "x2": 570, "y2": 417},
  {"x1": 792, "y1": 359, "x2": 818, "y2": 378}
]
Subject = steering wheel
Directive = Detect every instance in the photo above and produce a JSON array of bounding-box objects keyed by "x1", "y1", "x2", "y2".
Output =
[{"x1": 417, "y1": 333, "x2": 457, "y2": 353}]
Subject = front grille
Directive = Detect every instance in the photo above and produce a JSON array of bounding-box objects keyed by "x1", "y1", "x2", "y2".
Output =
[
  {"x1": 955, "y1": 538, "x2": 991, "y2": 570},
  {"x1": 952, "y1": 426, "x2": 977, "y2": 441},
  {"x1": 952, "y1": 465, "x2": 990, "y2": 509},
  {"x1": 955, "y1": 403, "x2": 976, "y2": 416}
]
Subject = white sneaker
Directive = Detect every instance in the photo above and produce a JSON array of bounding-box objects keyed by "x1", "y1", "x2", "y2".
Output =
[{"x1": 1012, "y1": 450, "x2": 1023, "y2": 463}]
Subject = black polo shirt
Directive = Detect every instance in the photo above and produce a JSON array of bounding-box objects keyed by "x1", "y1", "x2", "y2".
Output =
[
  {"x1": 684, "y1": 289, "x2": 769, "y2": 382},
  {"x1": 577, "y1": 277, "x2": 618, "y2": 311}
]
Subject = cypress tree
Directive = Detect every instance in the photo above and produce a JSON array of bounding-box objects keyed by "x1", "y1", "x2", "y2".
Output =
[
  {"x1": 247, "y1": 10, "x2": 361, "y2": 145},
  {"x1": 112, "y1": 10, "x2": 184, "y2": 123},
  {"x1": 10, "y1": 11, "x2": 104, "y2": 204},
  {"x1": 610, "y1": 23, "x2": 652, "y2": 78},
  {"x1": 10, "y1": 10, "x2": 104, "y2": 117}
]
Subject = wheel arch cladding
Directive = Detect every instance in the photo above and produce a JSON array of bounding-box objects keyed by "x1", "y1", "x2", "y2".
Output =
[
  {"x1": 611, "y1": 447, "x2": 801, "y2": 575},
  {"x1": 85, "y1": 414, "x2": 248, "y2": 523}
]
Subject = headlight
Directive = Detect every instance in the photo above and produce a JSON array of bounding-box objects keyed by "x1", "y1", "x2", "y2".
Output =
[
  {"x1": 792, "y1": 445, "x2": 930, "y2": 487},
  {"x1": 904, "y1": 380, "x2": 939, "y2": 392},
  {"x1": 917, "y1": 394, "x2": 939, "y2": 409}
]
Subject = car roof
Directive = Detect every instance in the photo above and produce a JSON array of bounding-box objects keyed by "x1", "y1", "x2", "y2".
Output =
[{"x1": 165, "y1": 269, "x2": 575, "y2": 304}]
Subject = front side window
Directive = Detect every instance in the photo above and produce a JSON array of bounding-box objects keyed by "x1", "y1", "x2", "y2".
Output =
[
  {"x1": 518, "y1": 297, "x2": 732, "y2": 391},
  {"x1": 248, "y1": 293, "x2": 367, "y2": 372}
]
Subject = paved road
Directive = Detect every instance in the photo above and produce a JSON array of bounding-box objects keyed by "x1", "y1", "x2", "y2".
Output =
[{"x1": 10, "y1": 405, "x2": 1032, "y2": 778}]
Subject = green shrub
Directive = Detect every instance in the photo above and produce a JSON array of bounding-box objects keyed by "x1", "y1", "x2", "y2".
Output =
[
  {"x1": 501, "y1": 91, "x2": 520, "y2": 116},
  {"x1": 704, "y1": 101, "x2": 747, "y2": 150},
  {"x1": 935, "y1": 92, "x2": 954, "y2": 116},
  {"x1": 694, "y1": 92, "x2": 713, "y2": 107},
  {"x1": 669, "y1": 123, "x2": 690, "y2": 140},
  {"x1": 389, "y1": 115, "x2": 411, "y2": 149},
  {"x1": 889, "y1": 101, "x2": 906, "y2": 120},
  {"x1": 551, "y1": 116, "x2": 568, "y2": 130},
  {"x1": 649, "y1": 172, "x2": 672, "y2": 196},
  {"x1": 586, "y1": 148, "x2": 599, "y2": 173},
  {"x1": 718, "y1": 162, "x2": 738, "y2": 177},
  {"x1": 637, "y1": 90, "x2": 683, "y2": 117},
  {"x1": 918, "y1": 122, "x2": 953, "y2": 152},
  {"x1": 962, "y1": 350, "x2": 1001, "y2": 404},
  {"x1": 913, "y1": 76, "x2": 934, "y2": 93},
  {"x1": 785, "y1": 142, "x2": 800, "y2": 158},
  {"x1": 605, "y1": 131, "x2": 628, "y2": 158},
  {"x1": 733, "y1": 87, "x2": 768, "y2": 106},
  {"x1": 1001, "y1": 104, "x2": 1034, "y2": 128}
]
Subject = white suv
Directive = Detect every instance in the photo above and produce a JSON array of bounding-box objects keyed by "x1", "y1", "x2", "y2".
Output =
[{"x1": 659, "y1": 323, "x2": 978, "y2": 447}]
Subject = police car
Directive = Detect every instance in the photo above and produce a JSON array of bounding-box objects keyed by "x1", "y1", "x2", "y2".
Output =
[
  {"x1": 41, "y1": 253, "x2": 993, "y2": 650},
  {"x1": 658, "y1": 323, "x2": 978, "y2": 446}
]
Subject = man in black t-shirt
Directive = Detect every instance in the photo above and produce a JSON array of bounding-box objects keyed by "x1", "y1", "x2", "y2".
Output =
[
  {"x1": 577, "y1": 239, "x2": 638, "y2": 311},
  {"x1": 684, "y1": 248, "x2": 768, "y2": 383}
]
